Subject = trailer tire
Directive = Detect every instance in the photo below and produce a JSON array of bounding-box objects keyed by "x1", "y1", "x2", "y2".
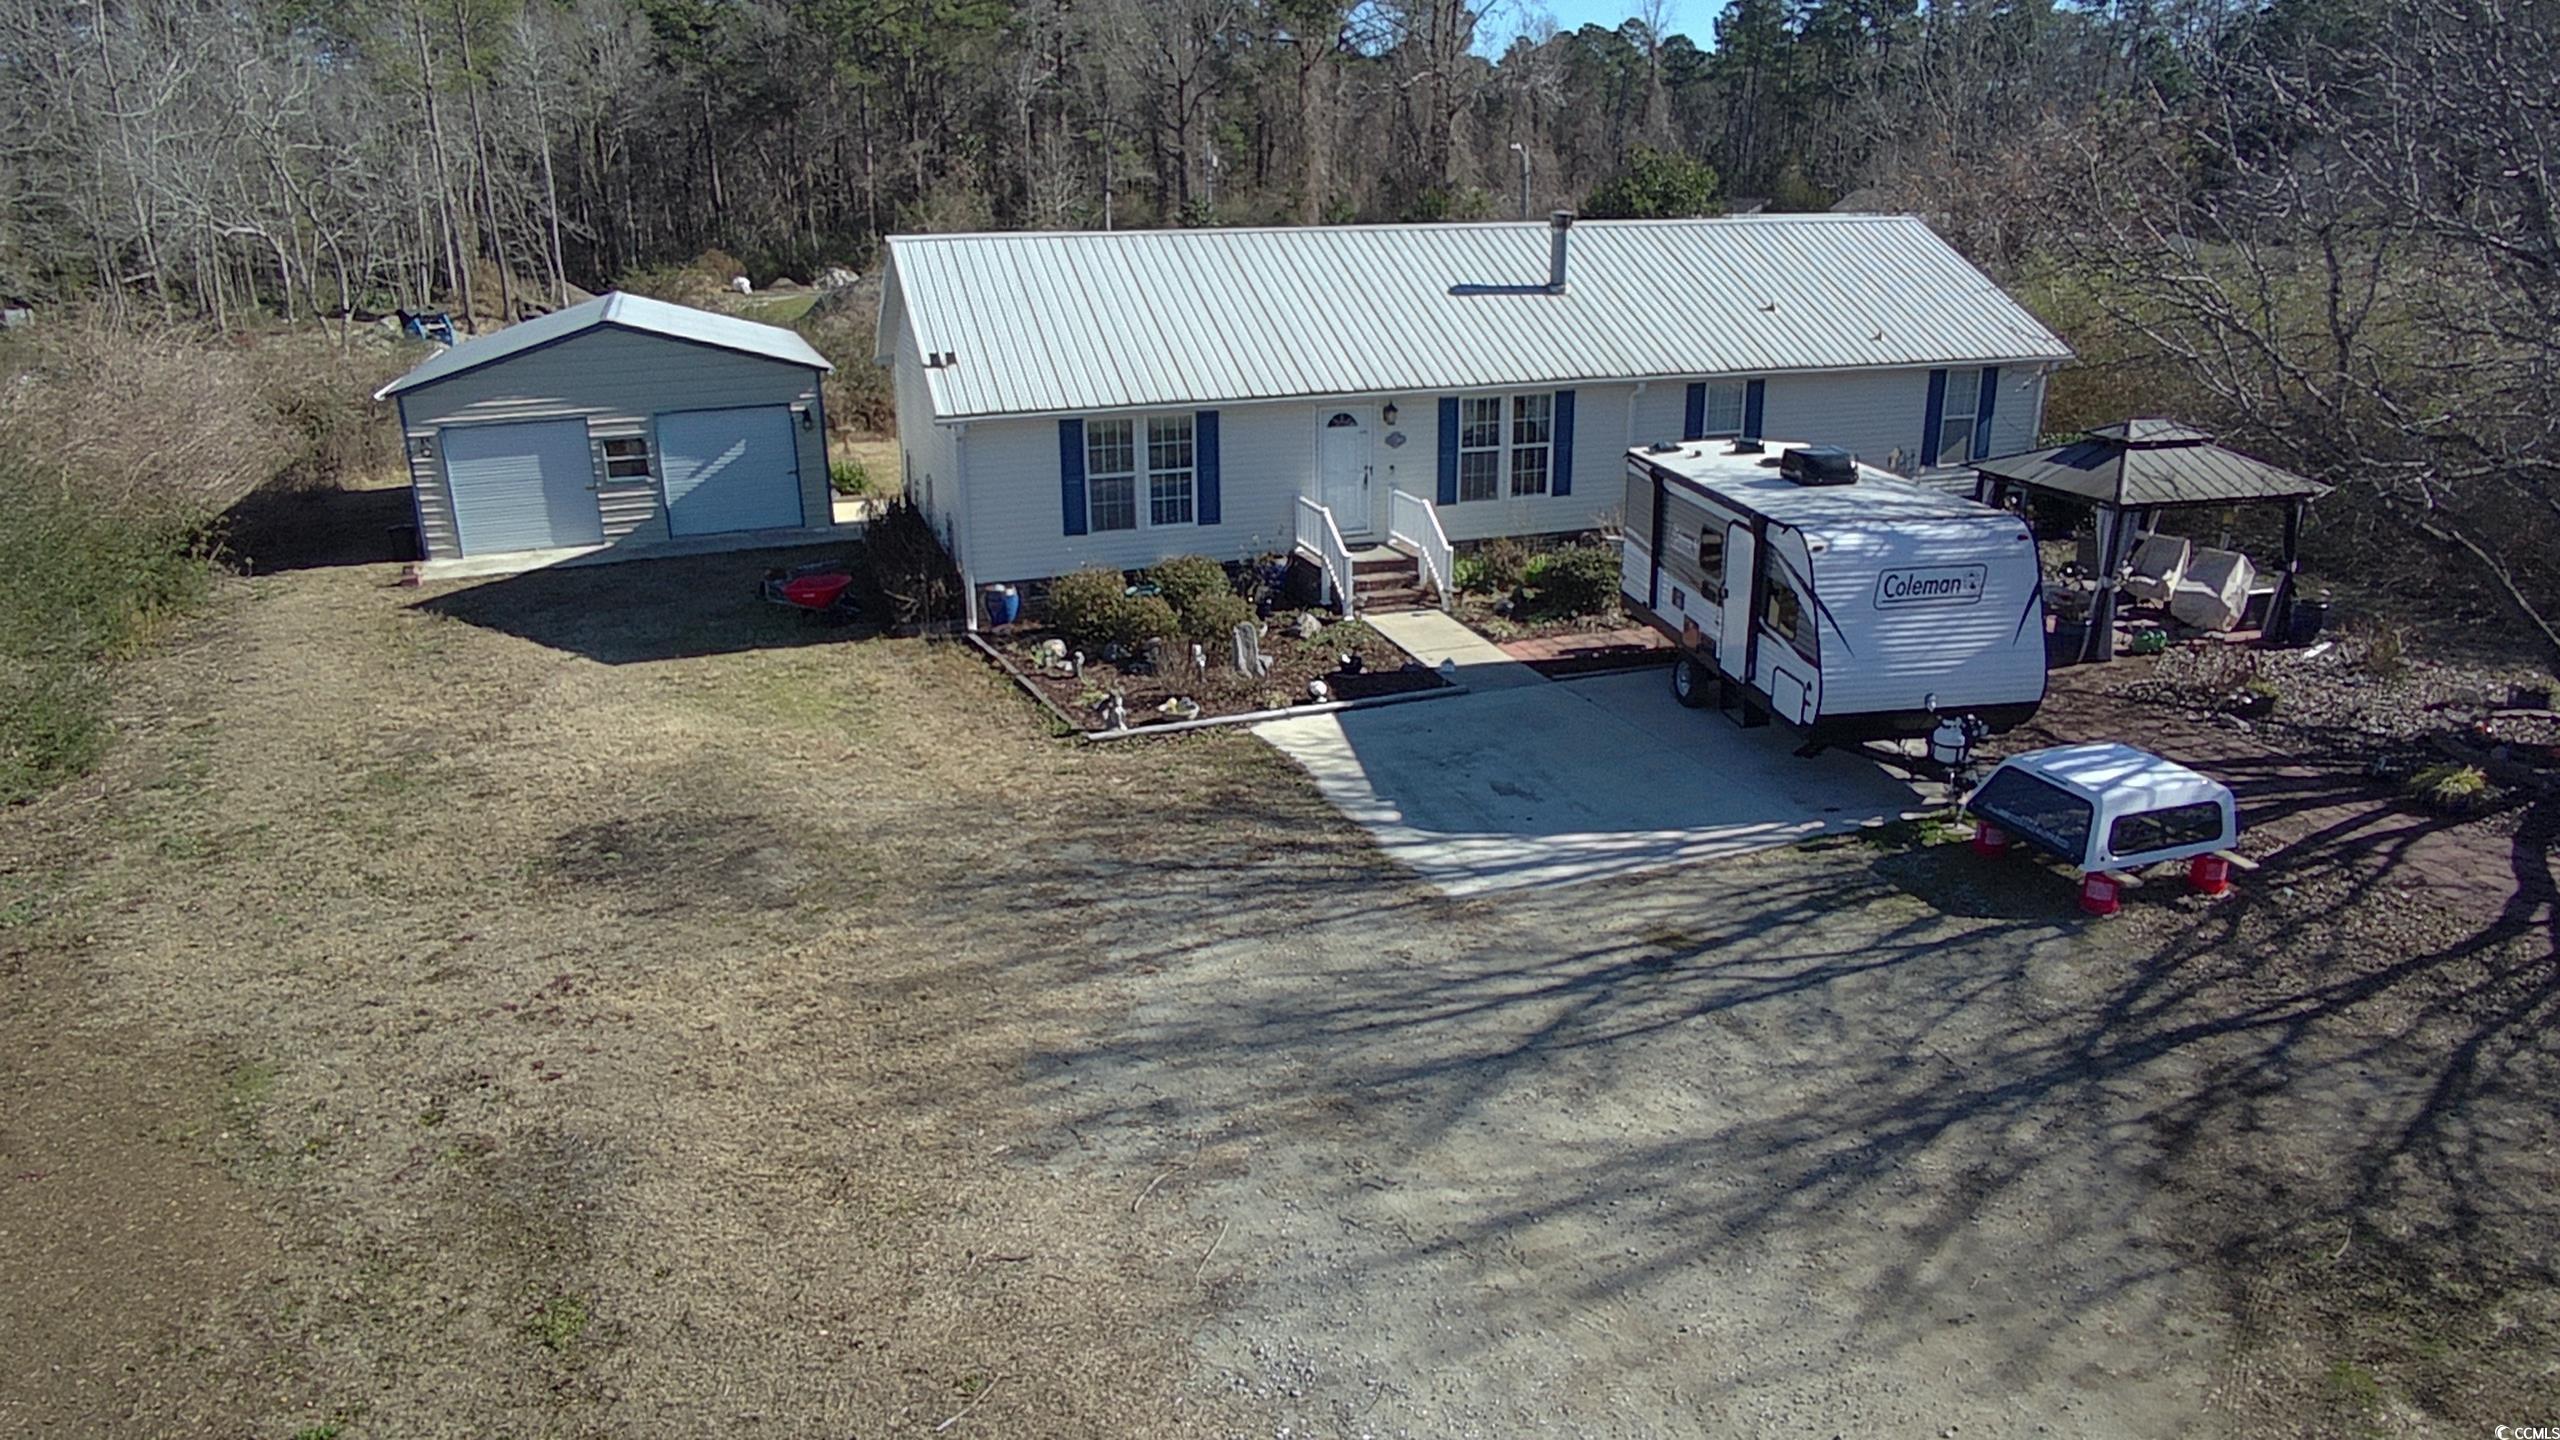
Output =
[{"x1": 1671, "y1": 654, "x2": 1712, "y2": 709}]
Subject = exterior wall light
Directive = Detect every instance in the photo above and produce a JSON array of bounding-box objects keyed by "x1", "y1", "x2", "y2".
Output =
[
  {"x1": 799, "y1": 408, "x2": 815, "y2": 431},
  {"x1": 1381, "y1": 402, "x2": 1399, "y2": 427},
  {"x1": 412, "y1": 435, "x2": 435, "y2": 460}
]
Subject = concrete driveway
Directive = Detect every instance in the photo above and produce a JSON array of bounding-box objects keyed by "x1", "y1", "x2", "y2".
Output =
[{"x1": 1253, "y1": 667, "x2": 1925, "y2": 896}]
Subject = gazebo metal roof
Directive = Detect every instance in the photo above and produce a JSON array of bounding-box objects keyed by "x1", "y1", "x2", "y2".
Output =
[{"x1": 1972, "y1": 420, "x2": 2332, "y2": 510}]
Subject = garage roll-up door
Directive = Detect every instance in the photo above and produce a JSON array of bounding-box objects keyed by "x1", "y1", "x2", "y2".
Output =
[
  {"x1": 442, "y1": 419, "x2": 604, "y2": 555},
  {"x1": 659, "y1": 406, "x2": 804, "y2": 537}
]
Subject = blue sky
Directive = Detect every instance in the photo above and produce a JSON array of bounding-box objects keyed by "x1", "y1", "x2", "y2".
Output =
[{"x1": 1481, "y1": 0, "x2": 1727, "y2": 50}]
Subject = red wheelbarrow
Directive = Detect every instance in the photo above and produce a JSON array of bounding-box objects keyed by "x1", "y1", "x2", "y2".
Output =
[{"x1": 760, "y1": 558, "x2": 862, "y2": 623}]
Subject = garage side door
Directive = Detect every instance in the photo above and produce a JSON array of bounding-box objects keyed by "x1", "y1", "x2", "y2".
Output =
[
  {"x1": 442, "y1": 419, "x2": 605, "y2": 555},
  {"x1": 659, "y1": 406, "x2": 804, "y2": 537}
]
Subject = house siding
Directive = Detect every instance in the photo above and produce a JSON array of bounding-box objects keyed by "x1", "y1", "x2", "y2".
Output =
[
  {"x1": 399, "y1": 326, "x2": 828, "y2": 560},
  {"x1": 892, "y1": 324, "x2": 964, "y2": 562},
  {"x1": 934, "y1": 361, "x2": 2054, "y2": 589}
]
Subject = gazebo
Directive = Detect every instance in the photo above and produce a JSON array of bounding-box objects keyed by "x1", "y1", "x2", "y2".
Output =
[{"x1": 1969, "y1": 420, "x2": 2333, "y2": 664}]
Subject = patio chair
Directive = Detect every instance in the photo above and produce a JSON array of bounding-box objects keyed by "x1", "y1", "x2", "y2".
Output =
[
  {"x1": 2121, "y1": 535, "x2": 2191, "y2": 606},
  {"x1": 2170, "y1": 547, "x2": 2257, "y2": 632}
]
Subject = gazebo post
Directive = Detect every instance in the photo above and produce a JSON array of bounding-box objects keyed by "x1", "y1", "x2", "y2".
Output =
[
  {"x1": 2084, "y1": 501, "x2": 2139, "y2": 664},
  {"x1": 2266, "y1": 497, "x2": 2305, "y2": 645}
]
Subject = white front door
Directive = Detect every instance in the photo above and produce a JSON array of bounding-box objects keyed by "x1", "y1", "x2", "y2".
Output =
[{"x1": 1317, "y1": 407, "x2": 1374, "y2": 538}]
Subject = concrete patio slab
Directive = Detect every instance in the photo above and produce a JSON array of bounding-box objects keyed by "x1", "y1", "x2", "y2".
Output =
[
  {"x1": 1253, "y1": 667, "x2": 1926, "y2": 896},
  {"x1": 416, "y1": 521, "x2": 851, "y2": 583}
]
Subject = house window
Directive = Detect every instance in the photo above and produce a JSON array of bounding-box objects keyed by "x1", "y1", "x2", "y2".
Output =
[
  {"x1": 1086, "y1": 419, "x2": 1138, "y2": 532},
  {"x1": 1085, "y1": 414, "x2": 1197, "y2": 532},
  {"x1": 601, "y1": 435, "x2": 652, "y2": 481},
  {"x1": 1508, "y1": 393, "x2": 1552, "y2": 495},
  {"x1": 1147, "y1": 415, "x2": 1196, "y2": 526},
  {"x1": 1761, "y1": 569, "x2": 1816, "y2": 659},
  {"x1": 1699, "y1": 379, "x2": 1746, "y2": 437},
  {"x1": 1456, "y1": 392, "x2": 1558, "y2": 503},
  {"x1": 1457, "y1": 396, "x2": 1503, "y2": 502},
  {"x1": 1937, "y1": 368, "x2": 1983, "y2": 463}
]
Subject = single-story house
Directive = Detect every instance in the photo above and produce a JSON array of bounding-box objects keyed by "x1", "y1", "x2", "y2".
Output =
[
  {"x1": 378, "y1": 292, "x2": 835, "y2": 563},
  {"x1": 875, "y1": 213, "x2": 2072, "y2": 627}
]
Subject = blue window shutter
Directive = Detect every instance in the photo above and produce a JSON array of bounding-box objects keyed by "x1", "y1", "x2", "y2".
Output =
[
  {"x1": 1436, "y1": 397, "x2": 1459, "y2": 505},
  {"x1": 1743, "y1": 378, "x2": 1766, "y2": 440},
  {"x1": 1195, "y1": 410, "x2": 1221, "y2": 524},
  {"x1": 1972, "y1": 366, "x2": 1999, "y2": 460},
  {"x1": 1551, "y1": 389, "x2": 1576, "y2": 496},
  {"x1": 1059, "y1": 418, "x2": 1087, "y2": 535},
  {"x1": 1683, "y1": 382, "x2": 1706, "y2": 440},
  {"x1": 1920, "y1": 368, "x2": 1948, "y2": 468}
]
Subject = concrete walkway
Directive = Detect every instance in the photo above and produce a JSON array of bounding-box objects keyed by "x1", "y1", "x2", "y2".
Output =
[{"x1": 1364, "y1": 609, "x2": 1548, "y2": 691}]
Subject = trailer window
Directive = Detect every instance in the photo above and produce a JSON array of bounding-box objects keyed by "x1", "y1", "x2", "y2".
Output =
[
  {"x1": 1761, "y1": 571, "x2": 1816, "y2": 659},
  {"x1": 1694, "y1": 525, "x2": 1725, "y2": 599},
  {"x1": 1969, "y1": 769, "x2": 2095, "y2": 860},
  {"x1": 2108, "y1": 802, "x2": 2225, "y2": 861}
]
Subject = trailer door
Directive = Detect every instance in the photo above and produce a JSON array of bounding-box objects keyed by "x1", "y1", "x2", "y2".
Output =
[{"x1": 1717, "y1": 521, "x2": 1755, "y2": 682}]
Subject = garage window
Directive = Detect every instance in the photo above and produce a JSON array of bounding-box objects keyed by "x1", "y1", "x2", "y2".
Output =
[{"x1": 601, "y1": 435, "x2": 652, "y2": 481}]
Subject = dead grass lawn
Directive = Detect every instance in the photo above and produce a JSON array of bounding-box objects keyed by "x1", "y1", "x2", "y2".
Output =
[{"x1": 0, "y1": 550, "x2": 1342, "y2": 1437}]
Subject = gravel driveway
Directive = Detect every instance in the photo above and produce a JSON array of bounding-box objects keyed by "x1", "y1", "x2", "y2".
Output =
[{"x1": 1043, "y1": 841, "x2": 2232, "y2": 1438}]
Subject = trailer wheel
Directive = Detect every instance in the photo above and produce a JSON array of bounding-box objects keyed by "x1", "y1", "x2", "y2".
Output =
[{"x1": 1671, "y1": 654, "x2": 1712, "y2": 709}]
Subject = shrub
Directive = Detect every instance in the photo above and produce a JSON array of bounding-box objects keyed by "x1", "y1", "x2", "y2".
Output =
[
  {"x1": 1046, "y1": 568, "x2": 1130, "y2": 651},
  {"x1": 1119, "y1": 595, "x2": 1182, "y2": 651},
  {"x1": 1180, "y1": 589, "x2": 1255, "y2": 650},
  {"x1": 1045, "y1": 569, "x2": 1183, "y2": 653},
  {"x1": 2405, "y1": 762, "x2": 2493, "y2": 814},
  {"x1": 1452, "y1": 553, "x2": 1491, "y2": 595},
  {"x1": 1524, "y1": 543, "x2": 1622, "y2": 618},
  {"x1": 1146, "y1": 555, "x2": 1230, "y2": 615},
  {"x1": 829, "y1": 458, "x2": 872, "y2": 496},
  {"x1": 1476, "y1": 537, "x2": 1531, "y2": 592},
  {"x1": 859, "y1": 495, "x2": 958, "y2": 628}
]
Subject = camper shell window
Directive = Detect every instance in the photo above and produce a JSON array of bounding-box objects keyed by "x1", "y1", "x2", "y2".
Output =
[
  {"x1": 2109, "y1": 802, "x2": 2225, "y2": 861},
  {"x1": 1970, "y1": 768, "x2": 2095, "y2": 860}
]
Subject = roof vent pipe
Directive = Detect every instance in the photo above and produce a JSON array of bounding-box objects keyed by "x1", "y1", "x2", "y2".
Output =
[{"x1": 1547, "y1": 210, "x2": 1575, "y2": 293}]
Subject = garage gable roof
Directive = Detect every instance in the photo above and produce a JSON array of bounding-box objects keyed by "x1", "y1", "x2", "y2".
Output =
[
  {"x1": 880, "y1": 215, "x2": 2072, "y2": 421},
  {"x1": 375, "y1": 291, "x2": 832, "y2": 399}
]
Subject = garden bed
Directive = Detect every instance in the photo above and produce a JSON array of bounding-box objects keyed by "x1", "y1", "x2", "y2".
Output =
[
  {"x1": 998, "y1": 612, "x2": 1443, "y2": 731},
  {"x1": 1446, "y1": 536, "x2": 1639, "y2": 651}
]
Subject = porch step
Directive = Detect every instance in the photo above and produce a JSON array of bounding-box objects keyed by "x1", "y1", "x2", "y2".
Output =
[{"x1": 1350, "y1": 551, "x2": 1412, "y2": 580}]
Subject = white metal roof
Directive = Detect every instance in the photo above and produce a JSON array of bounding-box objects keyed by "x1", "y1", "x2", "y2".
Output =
[
  {"x1": 376, "y1": 291, "x2": 832, "y2": 399},
  {"x1": 881, "y1": 215, "x2": 2072, "y2": 421},
  {"x1": 1634, "y1": 439, "x2": 2029, "y2": 533},
  {"x1": 1990, "y1": 742, "x2": 2232, "y2": 811}
]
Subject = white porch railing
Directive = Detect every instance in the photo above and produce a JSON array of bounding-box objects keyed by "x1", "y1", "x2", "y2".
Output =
[
  {"x1": 1388, "y1": 489, "x2": 1455, "y2": 612},
  {"x1": 1293, "y1": 495, "x2": 1357, "y2": 617}
]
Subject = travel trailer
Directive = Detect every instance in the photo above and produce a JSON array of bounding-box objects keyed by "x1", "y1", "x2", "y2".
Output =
[{"x1": 1619, "y1": 438, "x2": 2047, "y2": 739}]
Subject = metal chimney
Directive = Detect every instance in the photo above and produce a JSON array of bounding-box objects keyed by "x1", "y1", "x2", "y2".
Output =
[{"x1": 1547, "y1": 210, "x2": 1575, "y2": 293}]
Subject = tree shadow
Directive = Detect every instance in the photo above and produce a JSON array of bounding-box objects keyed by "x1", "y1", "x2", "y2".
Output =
[
  {"x1": 219, "y1": 482, "x2": 417, "y2": 572},
  {"x1": 416, "y1": 545, "x2": 886, "y2": 664}
]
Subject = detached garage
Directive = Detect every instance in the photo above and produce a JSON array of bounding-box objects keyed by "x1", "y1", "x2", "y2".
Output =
[{"x1": 378, "y1": 292, "x2": 835, "y2": 564}]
